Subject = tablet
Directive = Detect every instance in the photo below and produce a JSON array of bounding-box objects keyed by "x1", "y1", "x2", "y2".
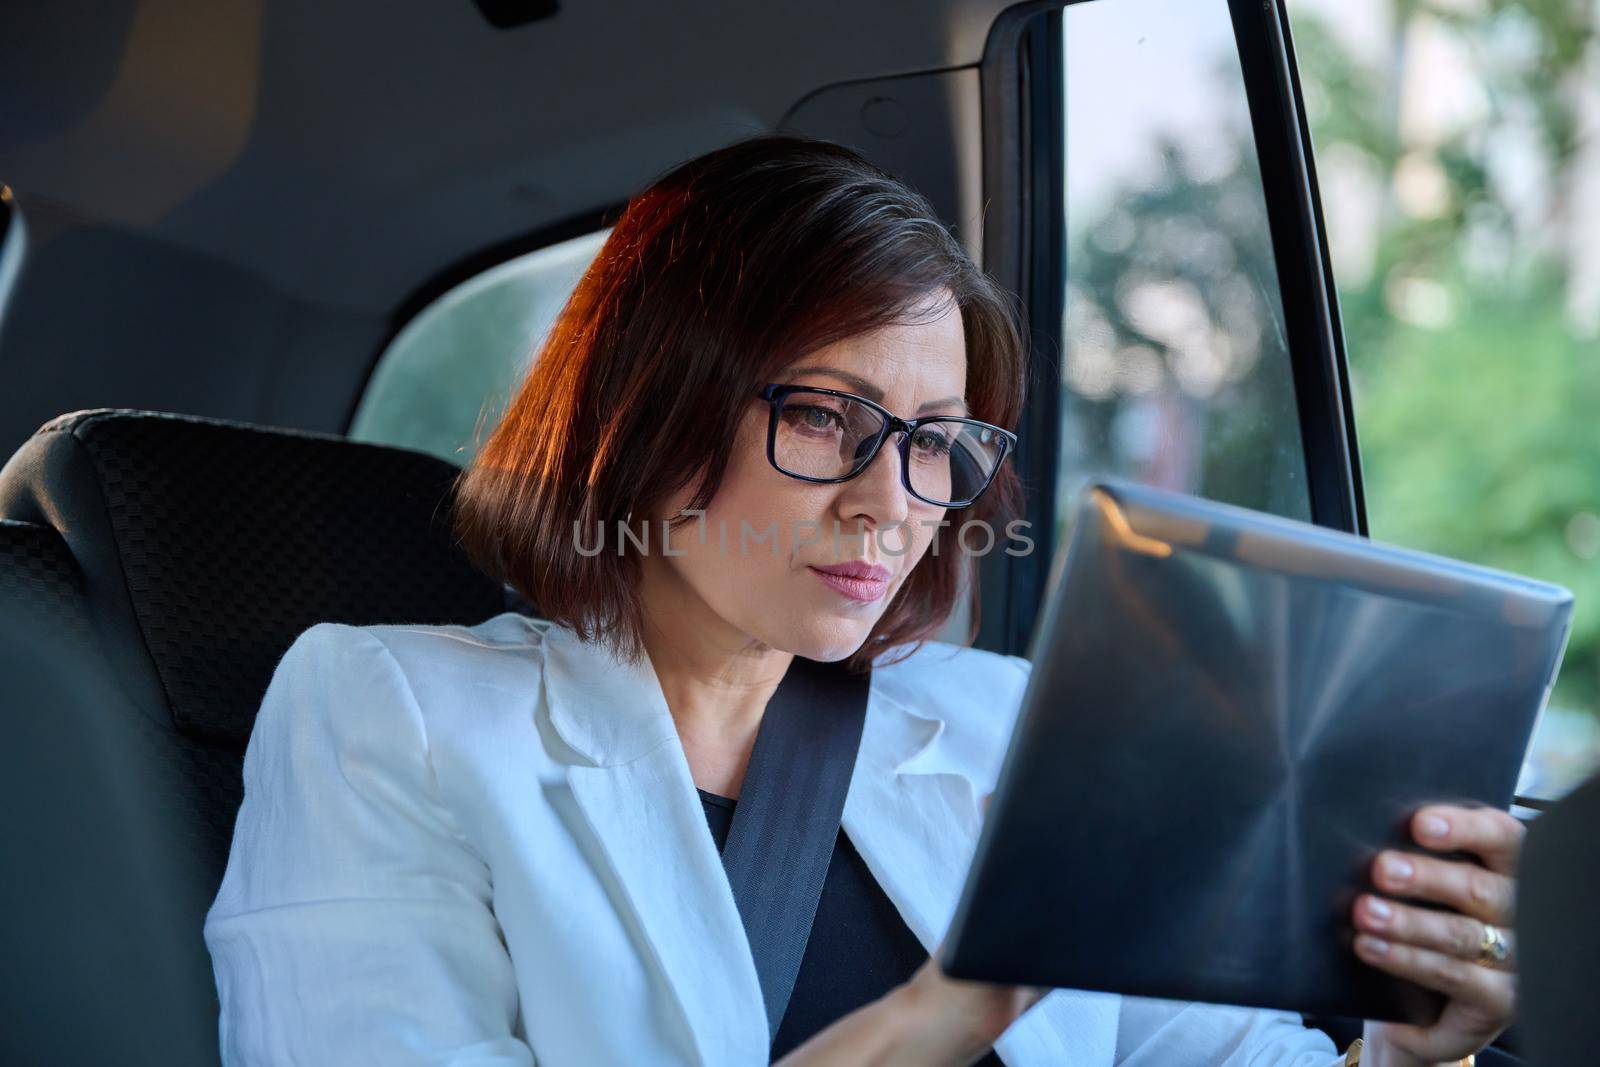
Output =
[{"x1": 939, "y1": 478, "x2": 1573, "y2": 1024}]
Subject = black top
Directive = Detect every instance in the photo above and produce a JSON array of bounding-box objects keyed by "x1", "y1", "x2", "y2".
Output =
[{"x1": 696, "y1": 788, "x2": 1005, "y2": 1064}]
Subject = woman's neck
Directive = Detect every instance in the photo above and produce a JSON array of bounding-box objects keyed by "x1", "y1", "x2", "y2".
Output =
[{"x1": 638, "y1": 569, "x2": 792, "y2": 799}]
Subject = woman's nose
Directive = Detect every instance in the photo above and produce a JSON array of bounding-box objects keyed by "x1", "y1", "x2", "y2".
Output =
[{"x1": 837, "y1": 433, "x2": 912, "y2": 532}]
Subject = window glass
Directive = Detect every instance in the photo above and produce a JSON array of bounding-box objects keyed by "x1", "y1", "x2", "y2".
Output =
[
  {"x1": 0, "y1": 188, "x2": 24, "y2": 324},
  {"x1": 1058, "y1": 0, "x2": 1311, "y2": 551},
  {"x1": 350, "y1": 229, "x2": 610, "y2": 464},
  {"x1": 1288, "y1": 0, "x2": 1600, "y2": 798}
]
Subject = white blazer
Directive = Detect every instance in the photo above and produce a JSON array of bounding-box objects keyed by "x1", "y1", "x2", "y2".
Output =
[{"x1": 204, "y1": 612, "x2": 1343, "y2": 1066}]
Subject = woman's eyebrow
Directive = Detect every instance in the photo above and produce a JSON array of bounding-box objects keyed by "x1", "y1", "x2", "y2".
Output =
[{"x1": 782, "y1": 365, "x2": 971, "y2": 415}]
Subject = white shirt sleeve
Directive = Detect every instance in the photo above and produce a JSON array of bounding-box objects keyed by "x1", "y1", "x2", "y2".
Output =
[
  {"x1": 204, "y1": 623, "x2": 536, "y2": 1066},
  {"x1": 1114, "y1": 997, "x2": 1345, "y2": 1065}
]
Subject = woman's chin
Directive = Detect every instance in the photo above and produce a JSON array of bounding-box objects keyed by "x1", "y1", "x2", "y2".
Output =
[{"x1": 777, "y1": 615, "x2": 879, "y2": 663}]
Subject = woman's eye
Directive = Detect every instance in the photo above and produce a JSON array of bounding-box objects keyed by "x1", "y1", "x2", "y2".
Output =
[
  {"x1": 786, "y1": 404, "x2": 845, "y2": 434},
  {"x1": 911, "y1": 429, "x2": 953, "y2": 456}
]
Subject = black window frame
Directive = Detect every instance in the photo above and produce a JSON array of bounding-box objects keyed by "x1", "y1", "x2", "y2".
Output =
[{"x1": 975, "y1": 0, "x2": 1366, "y2": 659}]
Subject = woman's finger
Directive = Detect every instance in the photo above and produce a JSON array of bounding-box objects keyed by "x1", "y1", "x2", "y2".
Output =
[
  {"x1": 1371, "y1": 850, "x2": 1515, "y2": 925},
  {"x1": 1353, "y1": 933, "x2": 1514, "y2": 1017},
  {"x1": 1409, "y1": 805, "x2": 1525, "y2": 875},
  {"x1": 1353, "y1": 894, "x2": 1516, "y2": 971}
]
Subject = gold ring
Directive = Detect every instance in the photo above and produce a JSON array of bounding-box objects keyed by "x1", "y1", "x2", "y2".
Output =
[{"x1": 1476, "y1": 921, "x2": 1511, "y2": 967}]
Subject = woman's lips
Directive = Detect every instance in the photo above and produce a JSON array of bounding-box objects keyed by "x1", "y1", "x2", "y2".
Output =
[{"x1": 808, "y1": 564, "x2": 891, "y2": 602}]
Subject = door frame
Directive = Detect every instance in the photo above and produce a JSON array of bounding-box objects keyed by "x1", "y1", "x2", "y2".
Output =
[{"x1": 975, "y1": 0, "x2": 1366, "y2": 657}]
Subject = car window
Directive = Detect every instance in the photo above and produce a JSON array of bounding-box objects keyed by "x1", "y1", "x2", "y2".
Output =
[
  {"x1": 1288, "y1": 0, "x2": 1600, "y2": 800},
  {"x1": 0, "y1": 186, "x2": 23, "y2": 324},
  {"x1": 1056, "y1": 0, "x2": 1312, "y2": 547},
  {"x1": 350, "y1": 229, "x2": 610, "y2": 464}
]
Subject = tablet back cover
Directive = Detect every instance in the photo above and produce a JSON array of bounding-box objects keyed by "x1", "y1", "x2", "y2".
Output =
[{"x1": 941, "y1": 479, "x2": 1572, "y2": 1023}]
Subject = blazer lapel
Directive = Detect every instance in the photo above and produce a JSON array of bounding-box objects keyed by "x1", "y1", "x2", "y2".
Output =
[
  {"x1": 535, "y1": 624, "x2": 770, "y2": 1066},
  {"x1": 844, "y1": 685, "x2": 1121, "y2": 1067},
  {"x1": 531, "y1": 623, "x2": 1117, "y2": 1066}
]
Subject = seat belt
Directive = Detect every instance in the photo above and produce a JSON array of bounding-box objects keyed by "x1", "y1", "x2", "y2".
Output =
[{"x1": 716, "y1": 653, "x2": 871, "y2": 1047}]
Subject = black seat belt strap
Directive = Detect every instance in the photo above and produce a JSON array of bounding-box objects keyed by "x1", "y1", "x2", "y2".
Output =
[{"x1": 717, "y1": 654, "x2": 871, "y2": 1046}]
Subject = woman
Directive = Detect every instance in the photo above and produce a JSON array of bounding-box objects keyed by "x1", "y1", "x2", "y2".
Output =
[{"x1": 205, "y1": 134, "x2": 1521, "y2": 1066}]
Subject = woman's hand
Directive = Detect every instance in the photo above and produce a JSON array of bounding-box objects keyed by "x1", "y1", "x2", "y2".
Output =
[
  {"x1": 1352, "y1": 804, "x2": 1522, "y2": 1065},
  {"x1": 879, "y1": 948, "x2": 1048, "y2": 1065},
  {"x1": 772, "y1": 948, "x2": 1047, "y2": 1067},
  {"x1": 775, "y1": 791, "x2": 1046, "y2": 1067},
  {"x1": 874, "y1": 790, "x2": 1046, "y2": 1065}
]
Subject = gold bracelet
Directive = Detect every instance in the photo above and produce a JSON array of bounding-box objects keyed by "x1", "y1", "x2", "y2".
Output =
[{"x1": 1343, "y1": 1037, "x2": 1477, "y2": 1066}]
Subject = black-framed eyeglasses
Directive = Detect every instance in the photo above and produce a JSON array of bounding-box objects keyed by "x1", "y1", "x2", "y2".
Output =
[{"x1": 756, "y1": 383, "x2": 1018, "y2": 509}]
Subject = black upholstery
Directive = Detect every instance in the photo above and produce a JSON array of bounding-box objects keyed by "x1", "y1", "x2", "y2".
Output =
[
  {"x1": 0, "y1": 409, "x2": 532, "y2": 1066},
  {"x1": 1519, "y1": 771, "x2": 1600, "y2": 1067}
]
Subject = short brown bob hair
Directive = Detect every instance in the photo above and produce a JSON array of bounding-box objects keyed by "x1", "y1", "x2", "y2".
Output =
[{"x1": 452, "y1": 132, "x2": 1026, "y2": 670}]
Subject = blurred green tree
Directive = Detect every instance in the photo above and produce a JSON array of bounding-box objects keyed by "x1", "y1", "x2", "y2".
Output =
[
  {"x1": 1288, "y1": 2, "x2": 1600, "y2": 721},
  {"x1": 1064, "y1": 0, "x2": 1600, "y2": 792}
]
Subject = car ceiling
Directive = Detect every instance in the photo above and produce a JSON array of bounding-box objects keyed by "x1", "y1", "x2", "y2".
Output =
[
  {"x1": 2, "y1": 0, "x2": 1019, "y2": 314},
  {"x1": 0, "y1": 0, "x2": 1025, "y2": 454}
]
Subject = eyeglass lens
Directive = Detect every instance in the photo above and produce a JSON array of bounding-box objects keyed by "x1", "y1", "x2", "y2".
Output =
[{"x1": 773, "y1": 390, "x2": 1004, "y2": 505}]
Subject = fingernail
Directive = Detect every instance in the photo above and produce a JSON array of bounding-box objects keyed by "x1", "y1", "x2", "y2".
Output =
[
  {"x1": 1365, "y1": 897, "x2": 1393, "y2": 926},
  {"x1": 1358, "y1": 934, "x2": 1390, "y2": 956},
  {"x1": 1380, "y1": 854, "x2": 1414, "y2": 883},
  {"x1": 1419, "y1": 814, "x2": 1450, "y2": 841}
]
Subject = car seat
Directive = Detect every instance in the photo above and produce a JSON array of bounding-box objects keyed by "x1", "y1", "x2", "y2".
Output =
[{"x1": 0, "y1": 408, "x2": 533, "y2": 1065}]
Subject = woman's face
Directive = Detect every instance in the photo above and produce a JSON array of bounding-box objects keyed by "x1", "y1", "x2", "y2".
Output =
[{"x1": 643, "y1": 295, "x2": 968, "y2": 662}]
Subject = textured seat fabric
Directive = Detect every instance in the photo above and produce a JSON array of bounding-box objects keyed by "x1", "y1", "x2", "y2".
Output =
[{"x1": 0, "y1": 409, "x2": 529, "y2": 1066}]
